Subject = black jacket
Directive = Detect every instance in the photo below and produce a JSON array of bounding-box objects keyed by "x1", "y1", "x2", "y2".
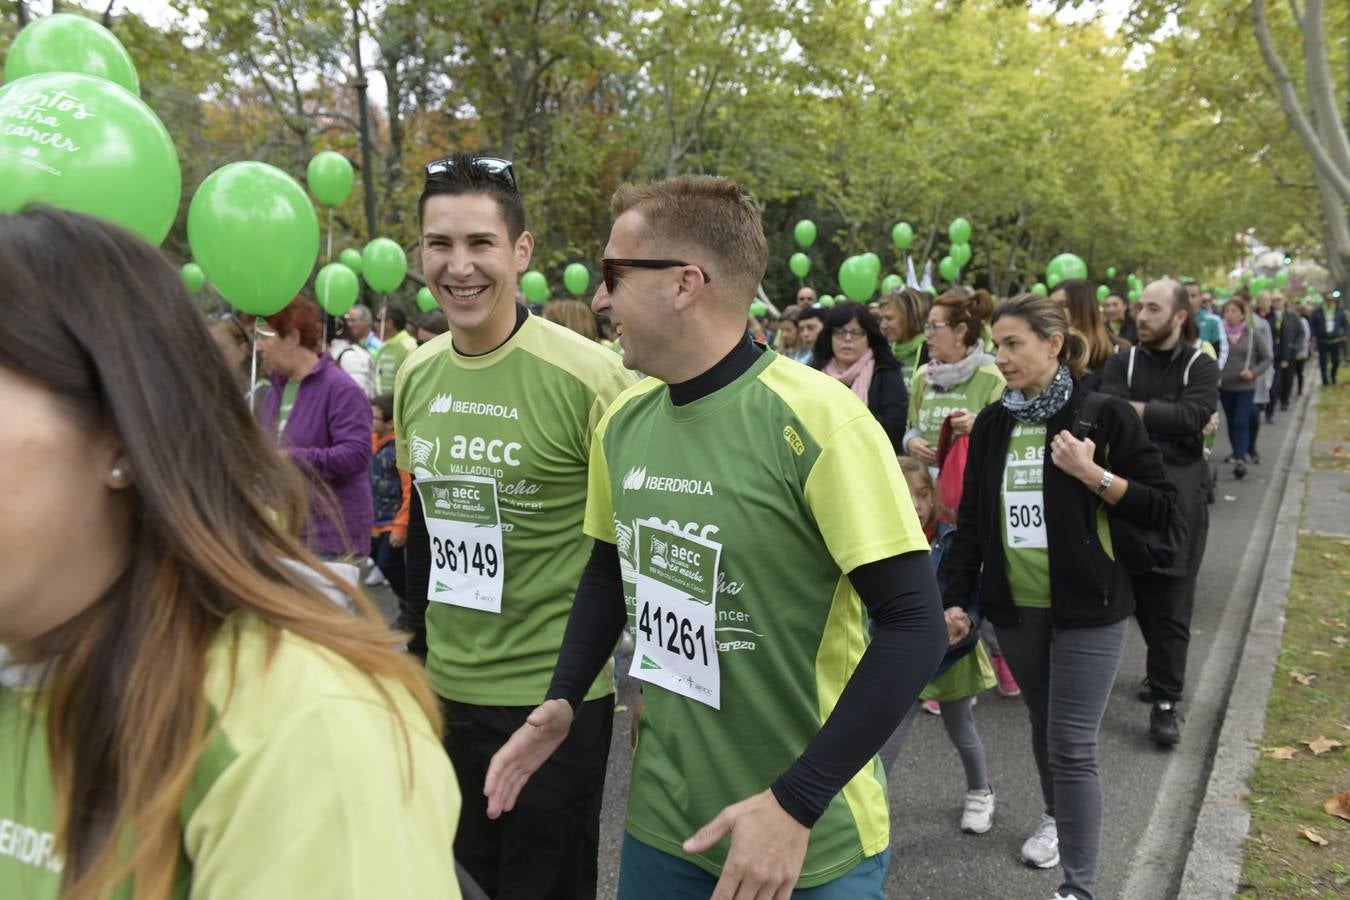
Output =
[
  {"x1": 1098, "y1": 343, "x2": 1220, "y2": 467},
  {"x1": 867, "y1": 363, "x2": 909, "y2": 452},
  {"x1": 941, "y1": 383, "x2": 1178, "y2": 629},
  {"x1": 1310, "y1": 306, "x2": 1350, "y2": 347},
  {"x1": 1265, "y1": 310, "x2": 1298, "y2": 361}
]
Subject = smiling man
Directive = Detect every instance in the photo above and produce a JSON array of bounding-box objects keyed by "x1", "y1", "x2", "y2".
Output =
[
  {"x1": 484, "y1": 175, "x2": 945, "y2": 900},
  {"x1": 393, "y1": 154, "x2": 633, "y2": 899}
]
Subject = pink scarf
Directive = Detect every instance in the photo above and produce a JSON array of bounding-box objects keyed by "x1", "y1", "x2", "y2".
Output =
[{"x1": 825, "y1": 348, "x2": 876, "y2": 403}]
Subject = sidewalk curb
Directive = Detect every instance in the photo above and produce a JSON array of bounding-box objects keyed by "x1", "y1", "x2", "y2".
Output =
[
  {"x1": 1119, "y1": 385, "x2": 1317, "y2": 900},
  {"x1": 1177, "y1": 383, "x2": 1319, "y2": 896}
]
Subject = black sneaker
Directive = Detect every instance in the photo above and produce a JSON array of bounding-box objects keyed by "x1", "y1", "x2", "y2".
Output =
[
  {"x1": 1251, "y1": 450, "x2": 1262, "y2": 464},
  {"x1": 1234, "y1": 460, "x2": 1247, "y2": 480},
  {"x1": 1137, "y1": 677, "x2": 1153, "y2": 703},
  {"x1": 1150, "y1": 701, "x2": 1182, "y2": 747}
]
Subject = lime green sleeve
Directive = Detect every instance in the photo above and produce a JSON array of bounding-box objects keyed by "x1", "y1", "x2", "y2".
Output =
[
  {"x1": 184, "y1": 698, "x2": 461, "y2": 900},
  {"x1": 804, "y1": 413, "x2": 930, "y2": 573}
]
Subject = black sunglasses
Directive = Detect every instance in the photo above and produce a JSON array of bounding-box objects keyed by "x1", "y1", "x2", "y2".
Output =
[
  {"x1": 424, "y1": 155, "x2": 517, "y2": 192},
  {"x1": 601, "y1": 258, "x2": 711, "y2": 294}
]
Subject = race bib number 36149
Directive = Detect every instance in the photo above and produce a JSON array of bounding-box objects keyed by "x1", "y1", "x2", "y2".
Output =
[
  {"x1": 630, "y1": 521, "x2": 722, "y2": 709},
  {"x1": 416, "y1": 474, "x2": 505, "y2": 613}
]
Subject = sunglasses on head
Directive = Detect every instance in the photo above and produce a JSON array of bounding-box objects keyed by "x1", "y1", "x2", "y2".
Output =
[
  {"x1": 424, "y1": 155, "x2": 517, "y2": 192},
  {"x1": 601, "y1": 258, "x2": 711, "y2": 294}
]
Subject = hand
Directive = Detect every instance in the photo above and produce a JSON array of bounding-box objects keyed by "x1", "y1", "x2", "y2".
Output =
[
  {"x1": 484, "y1": 699, "x2": 573, "y2": 819},
  {"x1": 683, "y1": 789, "x2": 810, "y2": 900},
  {"x1": 1129, "y1": 400, "x2": 1147, "y2": 419},
  {"x1": 1050, "y1": 430, "x2": 1098, "y2": 483},
  {"x1": 948, "y1": 410, "x2": 976, "y2": 436},
  {"x1": 908, "y1": 437, "x2": 937, "y2": 464},
  {"x1": 1240, "y1": 368, "x2": 1255, "y2": 381},
  {"x1": 944, "y1": 607, "x2": 972, "y2": 646},
  {"x1": 389, "y1": 532, "x2": 406, "y2": 549},
  {"x1": 1202, "y1": 412, "x2": 1220, "y2": 436},
  {"x1": 1280, "y1": 360, "x2": 1289, "y2": 368}
]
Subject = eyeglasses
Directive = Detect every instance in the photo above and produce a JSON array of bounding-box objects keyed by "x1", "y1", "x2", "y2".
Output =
[
  {"x1": 922, "y1": 321, "x2": 951, "y2": 334},
  {"x1": 601, "y1": 258, "x2": 711, "y2": 294},
  {"x1": 833, "y1": 327, "x2": 867, "y2": 341},
  {"x1": 424, "y1": 155, "x2": 518, "y2": 192}
]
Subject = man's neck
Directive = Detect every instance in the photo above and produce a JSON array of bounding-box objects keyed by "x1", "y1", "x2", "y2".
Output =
[
  {"x1": 454, "y1": 304, "x2": 527, "y2": 357},
  {"x1": 656, "y1": 325, "x2": 746, "y2": 385},
  {"x1": 1147, "y1": 329, "x2": 1182, "y2": 353}
]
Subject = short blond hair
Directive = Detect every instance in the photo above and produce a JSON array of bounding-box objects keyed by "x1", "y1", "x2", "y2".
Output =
[{"x1": 611, "y1": 175, "x2": 768, "y2": 305}]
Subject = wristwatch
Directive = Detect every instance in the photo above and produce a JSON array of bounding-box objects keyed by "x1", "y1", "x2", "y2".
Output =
[{"x1": 1094, "y1": 470, "x2": 1115, "y2": 498}]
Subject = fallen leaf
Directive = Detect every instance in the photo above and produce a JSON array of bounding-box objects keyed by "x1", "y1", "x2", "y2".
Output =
[
  {"x1": 1303, "y1": 736, "x2": 1345, "y2": 755},
  {"x1": 1312, "y1": 650, "x2": 1332, "y2": 657},
  {"x1": 1326, "y1": 792, "x2": 1350, "y2": 822},
  {"x1": 1299, "y1": 827, "x2": 1329, "y2": 846},
  {"x1": 1333, "y1": 445, "x2": 1347, "y2": 456},
  {"x1": 1334, "y1": 636, "x2": 1348, "y2": 646},
  {"x1": 1267, "y1": 746, "x2": 1299, "y2": 760},
  {"x1": 1319, "y1": 618, "x2": 1349, "y2": 629},
  {"x1": 1291, "y1": 671, "x2": 1316, "y2": 686}
]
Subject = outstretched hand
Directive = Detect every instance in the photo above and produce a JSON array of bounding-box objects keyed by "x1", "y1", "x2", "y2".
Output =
[{"x1": 483, "y1": 699, "x2": 573, "y2": 819}]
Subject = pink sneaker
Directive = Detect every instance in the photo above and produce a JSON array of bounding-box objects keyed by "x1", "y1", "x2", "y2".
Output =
[
  {"x1": 992, "y1": 654, "x2": 1021, "y2": 697},
  {"x1": 922, "y1": 700, "x2": 941, "y2": 716}
]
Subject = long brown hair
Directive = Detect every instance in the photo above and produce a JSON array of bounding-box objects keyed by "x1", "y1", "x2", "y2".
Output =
[
  {"x1": 1054, "y1": 278, "x2": 1117, "y2": 371},
  {"x1": 0, "y1": 207, "x2": 439, "y2": 899}
]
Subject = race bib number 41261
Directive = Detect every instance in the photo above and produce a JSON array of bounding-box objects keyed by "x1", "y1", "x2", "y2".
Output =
[
  {"x1": 416, "y1": 474, "x2": 504, "y2": 613},
  {"x1": 630, "y1": 520, "x2": 722, "y2": 708}
]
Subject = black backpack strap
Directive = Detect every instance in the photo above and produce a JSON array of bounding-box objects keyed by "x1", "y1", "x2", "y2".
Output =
[{"x1": 1071, "y1": 392, "x2": 1107, "y2": 441}]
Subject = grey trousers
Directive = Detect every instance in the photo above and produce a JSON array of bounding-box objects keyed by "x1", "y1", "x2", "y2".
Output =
[
  {"x1": 879, "y1": 694, "x2": 989, "y2": 793},
  {"x1": 995, "y1": 610, "x2": 1127, "y2": 900}
]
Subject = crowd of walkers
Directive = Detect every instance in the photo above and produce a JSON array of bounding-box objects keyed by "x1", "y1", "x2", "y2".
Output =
[{"x1": 2, "y1": 160, "x2": 1342, "y2": 900}]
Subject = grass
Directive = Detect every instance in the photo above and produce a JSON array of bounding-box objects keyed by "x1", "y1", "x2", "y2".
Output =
[{"x1": 1237, "y1": 379, "x2": 1350, "y2": 897}]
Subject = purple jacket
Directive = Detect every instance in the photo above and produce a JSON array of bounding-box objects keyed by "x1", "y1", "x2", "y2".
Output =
[{"x1": 258, "y1": 354, "x2": 373, "y2": 557}]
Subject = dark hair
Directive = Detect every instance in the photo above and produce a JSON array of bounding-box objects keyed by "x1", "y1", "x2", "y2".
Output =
[
  {"x1": 798, "y1": 305, "x2": 829, "y2": 325},
  {"x1": 372, "y1": 392, "x2": 395, "y2": 423},
  {"x1": 265, "y1": 297, "x2": 324, "y2": 352},
  {"x1": 0, "y1": 207, "x2": 436, "y2": 895},
  {"x1": 418, "y1": 309, "x2": 449, "y2": 336},
  {"x1": 380, "y1": 302, "x2": 408, "y2": 333},
  {"x1": 418, "y1": 152, "x2": 526, "y2": 241},
  {"x1": 1166, "y1": 282, "x2": 1199, "y2": 343},
  {"x1": 933, "y1": 289, "x2": 994, "y2": 348},
  {"x1": 812, "y1": 301, "x2": 899, "y2": 369}
]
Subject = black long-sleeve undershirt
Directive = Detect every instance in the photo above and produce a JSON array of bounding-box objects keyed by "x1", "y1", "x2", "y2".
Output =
[{"x1": 547, "y1": 541, "x2": 946, "y2": 828}]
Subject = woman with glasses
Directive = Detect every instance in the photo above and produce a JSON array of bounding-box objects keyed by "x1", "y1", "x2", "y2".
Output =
[
  {"x1": 810, "y1": 302, "x2": 908, "y2": 450},
  {"x1": 255, "y1": 297, "x2": 374, "y2": 563},
  {"x1": 0, "y1": 207, "x2": 460, "y2": 900},
  {"x1": 902, "y1": 290, "x2": 1004, "y2": 470}
]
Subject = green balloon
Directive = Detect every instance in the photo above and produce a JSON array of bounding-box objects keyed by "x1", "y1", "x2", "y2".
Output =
[
  {"x1": 1275, "y1": 270, "x2": 1290, "y2": 287},
  {"x1": 789, "y1": 252, "x2": 810, "y2": 279},
  {"x1": 1032, "y1": 282, "x2": 1048, "y2": 296},
  {"x1": 1106, "y1": 266, "x2": 1117, "y2": 279},
  {"x1": 860, "y1": 252, "x2": 882, "y2": 280},
  {"x1": 339, "y1": 248, "x2": 363, "y2": 273},
  {"x1": 820, "y1": 296, "x2": 836, "y2": 307},
  {"x1": 362, "y1": 238, "x2": 407, "y2": 293},
  {"x1": 187, "y1": 161, "x2": 319, "y2": 316},
  {"x1": 838, "y1": 255, "x2": 877, "y2": 301},
  {"x1": 315, "y1": 262, "x2": 360, "y2": 316},
  {"x1": 952, "y1": 242, "x2": 972, "y2": 268},
  {"x1": 1096, "y1": 284, "x2": 1109, "y2": 301},
  {"x1": 181, "y1": 262, "x2": 205, "y2": 294},
  {"x1": 306, "y1": 151, "x2": 354, "y2": 207},
  {"x1": 416, "y1": 286, "x2": 438, "y2": 313},
  {"x1": 564, "y1": 263, "x2": 590, "y2": 296},
  {"x1": 881, "y1": 274, "x2": 904, "y2": 296},
  {"x1": 793, "y1": 219, "x2": 817, "y2": 248},
  {"x1": 948, "y1": 217, "x2": 972, "y2": 245},
  {"x1": 3, "y1": 13, "x2": 139, "y2": 95},
  {"x1": 0, "y1": 72, "x2": 180, "y2": 245},
  {"x1": 520, "y1": 270, "x2": 549, "y2": 303},
  {"x1": 750, "y1": 301, "x2": 767, "y2": 318},
  {"x1": 892, "y1": 221, "x2": 914, "y2": 250},
  {"x1": 1047, "y1": 272, "x2": 1063, "y2": 289},
  {"x1": 1128, "y1": 288, "x2": 1142, "y2": 302},
  {"x1": 939, "y1": 256, "x2": 960, "y2": 282},
  {"x1": 1048, "y1": 252, "x2": 1087, "y2": 282}
]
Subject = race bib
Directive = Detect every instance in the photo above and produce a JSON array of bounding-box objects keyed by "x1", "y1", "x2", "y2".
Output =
[
  {"x1": 416, "y1": 474, "x2": 504, "y2": 613},
  {"x1": 1004, "y1": 424, "x2": 1047, "y2": 549},
  {"x1": 1004, "y1": 490, "x2": 1047, "y2": 548},
  {"x1": 630, "y1": 521, "x2": 722, "y2": 708}
]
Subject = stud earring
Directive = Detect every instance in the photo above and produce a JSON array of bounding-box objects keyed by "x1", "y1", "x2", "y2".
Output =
[{"x1": 110, "y1": 466, "x2": 127, "y2": 486}]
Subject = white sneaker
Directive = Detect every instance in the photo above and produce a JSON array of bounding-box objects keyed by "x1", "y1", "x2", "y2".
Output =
[
  {"x1": 960, "y1": 787, "x2": 994, "y2": 834},
  {"x1": 364, "y1": 565, "x2": 387, "y2": 586},
  {"x1": 1021, "y1": 814, "x2": 1059, "y2": 868}
]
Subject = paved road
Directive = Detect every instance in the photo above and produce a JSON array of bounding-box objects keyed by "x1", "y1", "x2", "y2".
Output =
[{"x1": 369, "y1": 390, "x2": 1305, "y2": 899}]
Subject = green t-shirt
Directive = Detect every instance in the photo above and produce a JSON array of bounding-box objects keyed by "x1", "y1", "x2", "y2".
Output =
[
  {"x1": 0, "y1": 616, "x2": 461, "y2": 900},
  {"x1": 890, "y1": 334, "x2": 926, "y2": 397},
  {"x1": 584, "y1": 350, "x2": 929, "y2": 887},
  {"x1": 907, "y1": 362, "x2": 1006, "y2": 449},
  {"x1": 394, "y1": 315, "x2": 635, "y2": 705},
  {"x1": 1002, "y1": 422, "x2": 1051, "y2": 609},
  {"x1": 377, "y1": 330, "x2": 420, "y2": 395}
]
